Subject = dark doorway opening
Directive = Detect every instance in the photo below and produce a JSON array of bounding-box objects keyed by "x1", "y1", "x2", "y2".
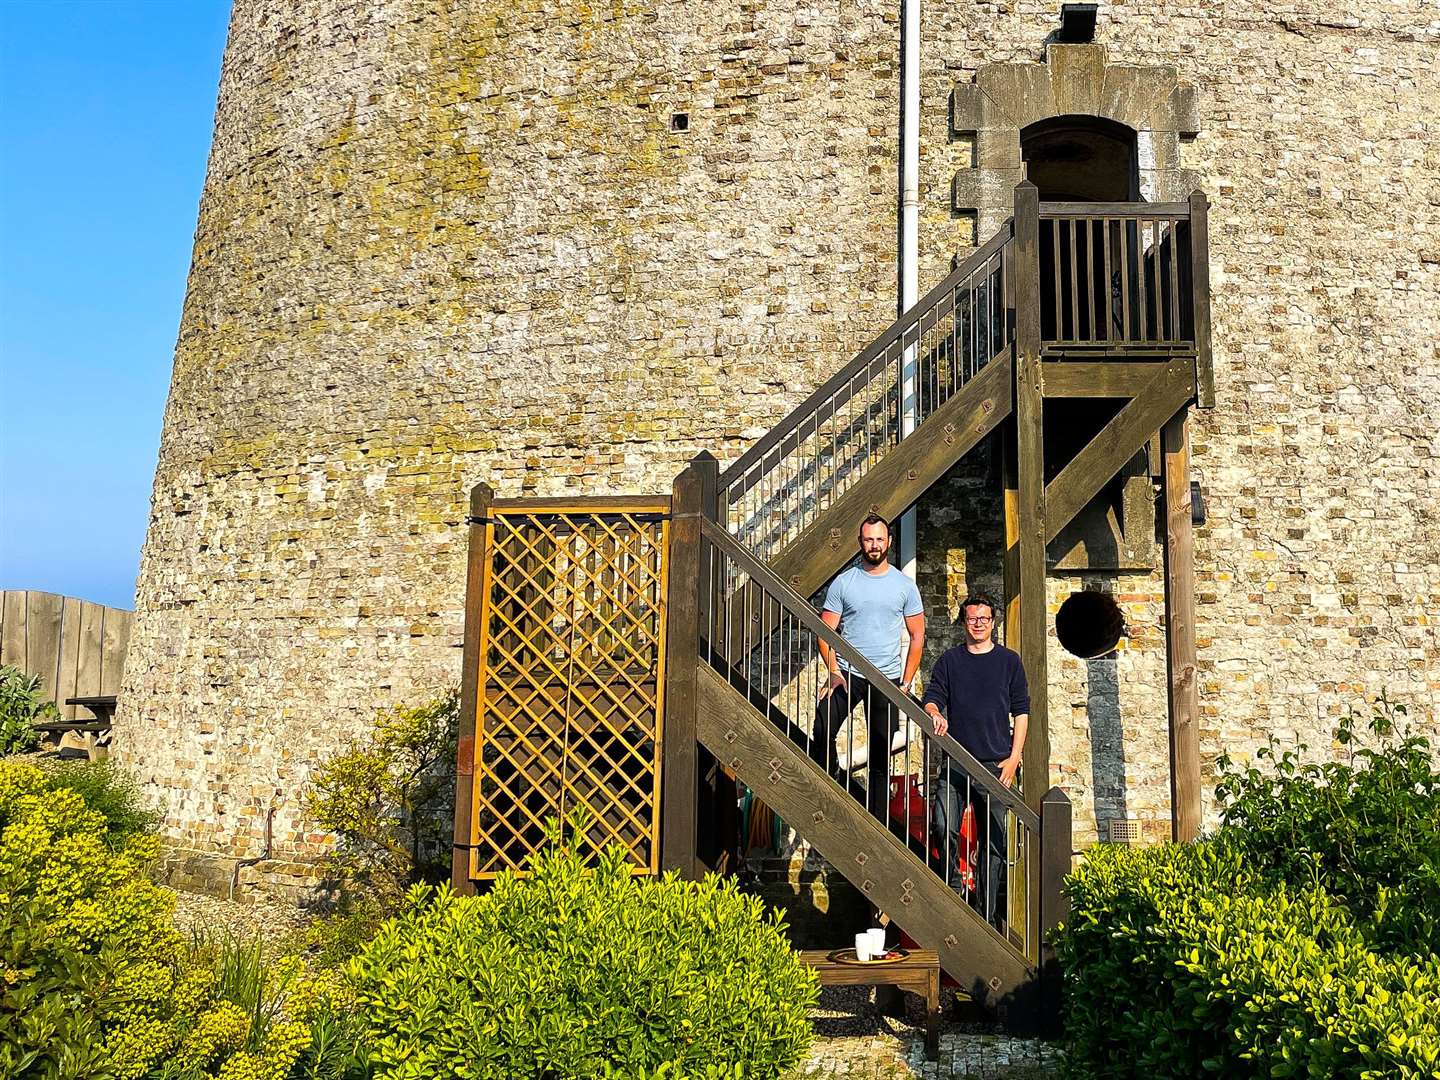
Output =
[{"x1": 1021, "y1": 115, "x2": 1139, "y2": 202}]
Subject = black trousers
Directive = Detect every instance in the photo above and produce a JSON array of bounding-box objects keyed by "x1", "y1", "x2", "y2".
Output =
[
  {"x1": 809, "y1": 673, "x2": 901, "y2": 825},
  {"x1": 932, "y1": 761, "x2": 1009, "y2": 928}
]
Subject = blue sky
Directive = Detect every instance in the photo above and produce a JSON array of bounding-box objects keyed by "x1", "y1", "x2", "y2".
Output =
[{"x1": 0, "y1": 1, "x2": 231, "y2": 610}]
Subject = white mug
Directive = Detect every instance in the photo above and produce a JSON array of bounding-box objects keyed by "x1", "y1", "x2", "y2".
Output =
[
  {"x1": 866, "y1": 928, "x2": 888, "y2": 958},
  {"x1": 854, "y1": 931, "x2": 873, "y2": 962}
]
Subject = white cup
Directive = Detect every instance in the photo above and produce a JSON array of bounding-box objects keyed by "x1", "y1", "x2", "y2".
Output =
[
  {"x1": 854, "y1": 931, "x2": 873, "y2": 962},
  {"x1": 866, "y1": 928, "x2": 888, "y2": 958}
]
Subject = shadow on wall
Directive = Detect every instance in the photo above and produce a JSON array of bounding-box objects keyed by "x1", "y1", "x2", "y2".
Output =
[{"x1": 1085, "y1": 655, "x2": 1128, "y2": 835}]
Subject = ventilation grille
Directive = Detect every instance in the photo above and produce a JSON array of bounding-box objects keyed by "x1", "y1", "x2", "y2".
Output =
[{"x1": 1107, "y1": 819, "x2": 1141, "y2": 844}]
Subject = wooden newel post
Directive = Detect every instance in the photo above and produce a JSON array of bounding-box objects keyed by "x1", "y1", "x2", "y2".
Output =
[
  {"x1": 662, "y1": 452, "x2": 715, "y2": 878},
  {"x1": 1188, "y1": 191, "x2": 1214, "y2": 409},
  {"x1": 1012, "y1": 180, "x2": 1050, "y2": 810},
  {"x1": 1037, "y1": 785, "x2": 1072, "y2": 1035},
  {"x1": 1162, "y1": 413, "x2": 1202, "y2": 842},
  {"x1": 452, "y1": 481, "x2": 495, "y2": 895}
]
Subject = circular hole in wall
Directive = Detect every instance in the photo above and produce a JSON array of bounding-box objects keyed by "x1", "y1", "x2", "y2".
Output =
[{"x1": 1055, "y1": 591, "x2": 1125, "y2": 658}]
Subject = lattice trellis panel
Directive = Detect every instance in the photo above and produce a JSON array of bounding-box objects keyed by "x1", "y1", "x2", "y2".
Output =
[{"x1": 466, "y1": 502, "x2": 670, "y2": 881}]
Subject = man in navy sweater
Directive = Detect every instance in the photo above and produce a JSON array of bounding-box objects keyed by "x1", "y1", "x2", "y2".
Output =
[{"x1": 921, "y1": 593, "x2": 1029, "y2": 927}]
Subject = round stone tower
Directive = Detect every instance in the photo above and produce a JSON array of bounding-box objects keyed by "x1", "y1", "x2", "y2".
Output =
[{"x1": 122, "y1": 0, "x2": 1439, "y2": 889}]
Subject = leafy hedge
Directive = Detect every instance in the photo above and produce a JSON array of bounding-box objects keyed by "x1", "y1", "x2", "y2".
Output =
[
  {"x1": 1058, "y1": 842, "x2": 1440, "y2": 1079},
  {"x1": 1057, "y1": 698, "x2": 1440, "y2": 1080},
  {"x1": 1215, "y1": 696, "x2": 1440, "y2": 954},
  {"x1": 346, "y1": 828, "x2": 819, "y2": 1079}
]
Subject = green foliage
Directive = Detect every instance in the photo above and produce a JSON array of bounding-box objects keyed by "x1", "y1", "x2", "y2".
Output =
[
  {"x1": 300, "y1": 902, "x2": 389, "y2": 973},
  {"x1": 1057, "y1": 696, "x2": 1440, "y2": 1080},
  {"x1": 0, "y1": 759, "x2": 367, "y2": 1080},
  {"x1": 345, "y1": 819, "x2": 818, "y2": 1080},
  {"x1": 1215, "y1": 693, "x2": 1440, "y2": 952},
  {"x1": 39, "y1": 758, "x2": 160, "y2": 846},
  {"x1": 0, "y1": 664, "x2": 54, "y2": 754},
  {"x1": 1057, "y1": 842, "x2": 1440, "y2": 1079},
  {"x1": 305, "y1": 690, "x2": 459, "y2": 907}
]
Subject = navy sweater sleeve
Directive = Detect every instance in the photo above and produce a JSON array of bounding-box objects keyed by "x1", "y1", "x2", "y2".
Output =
[
  {"x1": 1008, "y1": 652, "x2": 1031, "y2": 715},
  {"x1": 921, "y1": 652, "x2": 951, "y2": 714}
]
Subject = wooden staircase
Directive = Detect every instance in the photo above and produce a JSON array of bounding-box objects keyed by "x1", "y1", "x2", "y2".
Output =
[{"x1": 454, "y1": 180, "x2": 1212, "y2": 1023}]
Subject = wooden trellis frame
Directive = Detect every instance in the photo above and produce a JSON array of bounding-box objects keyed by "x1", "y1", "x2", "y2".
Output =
[{"x1": 453, "y1": 495, "x2": 672, "y2": 884}]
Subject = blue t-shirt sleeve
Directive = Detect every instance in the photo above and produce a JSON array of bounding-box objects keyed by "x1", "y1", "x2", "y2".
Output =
[
  {"x1": 822, "y1": 572, "x2": 847, "y2": 616},
  {"x1": 903, "y1": 576, "x2": 923, "y2": 617}
]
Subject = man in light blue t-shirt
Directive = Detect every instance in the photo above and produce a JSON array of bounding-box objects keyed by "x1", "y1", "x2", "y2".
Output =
[{"x1": 813, "y1": 513, "x2": 925, "y2": 823}]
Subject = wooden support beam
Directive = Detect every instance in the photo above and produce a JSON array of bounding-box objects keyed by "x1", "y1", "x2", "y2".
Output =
[
  {"x1": 1043, "y1": 359, "x2": 1195, "y2": 545},
  {"x1": 767, "y1": 353, "x2": 1014, "y2": 601},
  {"x1": 1040, "y1": 362, "x2": 1168, "y2": 398},
  {"x1": 662, "y1": 456, "x2": 710, "y2": 877},
  {"x1": 1002, "y1": 432, "x2": 1020, "y2": 649},
  {"x1": 1013, "y1": 181, "x2": 1049, "y2": 811},
  {"x1": 1036, "y1": 786, "x2": 1073, "y2": 1036},
  {"x1": 1161, "y1": 414, "x2": 1202, "y2": 842},
  {"x1": 453, "y1": 481, "x2": 495, "y2": 894},
  {"x1": 1188, "y1": 191, "x2": 1215, "y2": 409}
]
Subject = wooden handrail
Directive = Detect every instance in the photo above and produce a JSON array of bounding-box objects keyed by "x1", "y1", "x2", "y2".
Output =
[
  {"x1": 718, "y1": 223, "x2": 1014, "y2": 494},
  {"x1": 699, "y1": 517, "x2": 1041, "y2": 830},
  {"x1": 1040, "y1": 200, "x2": 1191, "y2": 219}
]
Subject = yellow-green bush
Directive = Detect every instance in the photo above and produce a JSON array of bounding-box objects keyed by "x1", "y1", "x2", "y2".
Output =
[
  {"x1": 0, "y1": 761, "x2": 362, "y2": 1080},
  {"x1": 345, "y1": 828, "x2": 818, "y2": 1080}
]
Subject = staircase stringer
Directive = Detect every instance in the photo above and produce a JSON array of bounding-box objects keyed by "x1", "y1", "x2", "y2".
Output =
[
  {"x1": 767, "y1": 350, "x2": 1015, "y2": 602},
  {"x1": 695, "y1": 664, "x2": 1034, "y2": 1004}
]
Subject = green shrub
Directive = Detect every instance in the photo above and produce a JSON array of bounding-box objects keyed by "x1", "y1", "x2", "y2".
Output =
[
  {"x1": 0, "y1": 664, "x2": 54, "y2": 754},
  {"x1": 38, "y1": 758, "x2": 160, "y2": 846},
  {"x1": 1215, "y1": 694, "x2": 1440, "y2": 953},
  {"x1": 1057, "y1": 837, "x2": 1440, "y2": 1079},
  {"x1": 0, "y1": 759, "x2": 366, "y2": 1080},
  {"x1": 345, "y1": 823, "x2": 818, "y2": 1079},
  {"x1": 306, "y1": 690, "x2": 459, "y2": 907}
]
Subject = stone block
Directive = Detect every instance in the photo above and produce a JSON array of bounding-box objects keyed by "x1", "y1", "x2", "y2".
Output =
[
  {"x1": 952, "y1": 167, "x2": 1024, "y2": 215},
  {"x1": 1099, "y1": 65, "x2": 1167, "y2": 130},
  {"x1": 975, "y1": 128, "x2": 1021, "y2": 169},
  {"x1": 950, "y1": 81, "x2": 1008, "y2": 135},
  {"x1": 976, "y1": 63, "x2": 1055, "y2": 130},
  {"x1": 1138, "y1": 129, "x2": 1180, "y2": 172},
  {"x1": 1046, "y1": 45, "x2": 1107, "y2": 117},
  {"x1": 1151, "y1": 83, "x2": 1202, "y2": 136}
]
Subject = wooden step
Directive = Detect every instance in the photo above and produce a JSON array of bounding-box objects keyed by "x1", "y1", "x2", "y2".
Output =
[{"x1": 695, "y1": 664, "x2": 1033, "y2": 1006}]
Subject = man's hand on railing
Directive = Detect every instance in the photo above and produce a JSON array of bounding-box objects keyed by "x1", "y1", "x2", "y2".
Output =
[
  {"x1": 925, "y1": 701, "x2": 948, "y2": 738},
  {"x1": 998, "y1": 755, "x2": 1021, "y2": 788}
]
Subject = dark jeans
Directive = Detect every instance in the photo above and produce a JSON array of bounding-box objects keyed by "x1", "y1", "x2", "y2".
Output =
[
  {"x1": 809, "y1": 673, "x2": 901, "y2": 825},
  {"x1": 932, "y1": 761, "x2": 1009, "y2": 927}
]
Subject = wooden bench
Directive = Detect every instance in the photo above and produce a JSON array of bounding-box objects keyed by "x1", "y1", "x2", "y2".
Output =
[
  {"x1": 33, "y1": 696, "x2": 117, "y2": 760},
  {"x1": 799, "y1": 947, "x2": 941, "y2": 1061}
]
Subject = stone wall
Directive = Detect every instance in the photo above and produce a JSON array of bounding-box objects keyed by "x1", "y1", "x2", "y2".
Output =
[{"x1": 121, "y1": 0, "x2": 1439, "y2": 874}]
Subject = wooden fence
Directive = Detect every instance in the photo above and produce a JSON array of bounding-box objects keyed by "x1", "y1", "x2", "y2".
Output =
[{"x1": 0, "y1": 591, "x2": 132, "y2": 719}]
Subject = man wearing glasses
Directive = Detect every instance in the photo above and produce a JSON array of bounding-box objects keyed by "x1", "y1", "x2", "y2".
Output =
[{"x1": 921, "y1": 594, "x2": 1030, "y2": 929}]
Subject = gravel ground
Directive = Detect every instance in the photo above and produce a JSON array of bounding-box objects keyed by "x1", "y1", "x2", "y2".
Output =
[
  {"x1": 797, "y1": 986, "x2": 1061, "y2": 1079},
  {"x1": 170, "y1": 887, "x2": 312, "y2": 950}
]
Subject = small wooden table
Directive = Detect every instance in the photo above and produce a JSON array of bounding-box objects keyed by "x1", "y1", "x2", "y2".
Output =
[
  {"x1": 33, "y1": 696, "x2": 118, "y2": 760},
  {"x1": 799, "y1": 948, "x2": 941, "y2": 1060}
]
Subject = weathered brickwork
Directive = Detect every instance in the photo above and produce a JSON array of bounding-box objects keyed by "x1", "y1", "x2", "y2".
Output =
[{"x1": 121, "y1": 0, "x2": 1439, "y2": 878}]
